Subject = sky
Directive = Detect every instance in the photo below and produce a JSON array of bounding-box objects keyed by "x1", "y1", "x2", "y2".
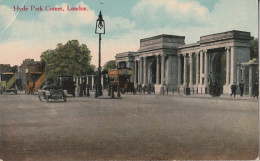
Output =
[{"x1": 0, "y1": 0, "x2": 258, "y2": 67}]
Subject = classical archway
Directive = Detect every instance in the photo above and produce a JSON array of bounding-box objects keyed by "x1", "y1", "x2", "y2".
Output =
[
  {"x1": 210, "y1": 53, "x2": 226, "y2": 88},
  {"x1": 147, "y1": 57, "x2": 156, "y2": 84}
]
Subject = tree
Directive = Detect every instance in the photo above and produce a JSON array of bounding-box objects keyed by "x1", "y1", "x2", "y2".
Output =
[
  {"x1": 102, "y1": 60, "x2": 117, "y2": 75},
  {"x1": 40, "y1": 40, "x2": 94, "y2": 80},
  {"x1": 250, "y1": 38, "x2": 258, "y2": 59},
  {"x1": 103, "y1": 60, "x2": 117, "y2": 71}
]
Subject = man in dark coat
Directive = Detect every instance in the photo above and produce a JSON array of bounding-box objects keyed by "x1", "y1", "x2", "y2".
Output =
[
  {"x1": 82, "y1": 81, "x2": 86, "y2": 95},
  {"x1": 239, "y1": 80, "x2": 244, "y2": 97},
  {"x1": 230, "y1": 84, "x2": 237, "y2": 98},
  {"x1": 253, "y1": 81, "x2": 259, "y2": 98}
]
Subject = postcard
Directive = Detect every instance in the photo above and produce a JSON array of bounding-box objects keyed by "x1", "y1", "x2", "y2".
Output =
[{"x1": 0, "y1": 0, "x2": 259, "y2": 160}]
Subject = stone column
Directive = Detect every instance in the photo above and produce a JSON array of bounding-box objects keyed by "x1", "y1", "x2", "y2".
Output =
[
  {"x1": 236, "y1": 63, "x2": 241, "y2": 85},
  {"x1": 140, "y1": 58, "x2": 143, "y2": 84},
  {"x1": 199, "y1": 51, "x2": 203, "y2": 85},
  {"x1": 225, "y1": 47, "x2": 230, "y2": 85},
  {"x1": 143, "y1": 57, "x2": 147, "y2": 85},
  {"x1": 167, "y1": 55, "x2": 173, "y2": 85},
  {"x1": 131, "y1": 61, "x2": 135, "y2": 83},
  {"x1": 161, "y1": 54, "x2": 165, "y2": 85},
  {"x1": 189, "y1": 53, "x2": 193, "y2": 86},
  {"x1": 183, "y1": 54, "x2": 187, "y2": 86},
  {"x1": 156, "y1": 55, "x2": 160, "y2": 84},
  {"x1": 204, "y1": 50, "x2": 208, "y2": 86},
  {"x1": 230, "y1": 47, "x2": 236, "y2": 85},
  {"x1": 76, "y1": 77, "x2": 78, "y2": 87},
  {"x1": 138, "y1": 59, "x2": 141, "y2": 84},
  {"x1": 177, "y1": 54, "x2": 181, "y2": 85},
  {"x1": 196, "y1": 52, "x2": 199, "y2": 85},
  {"x1": 242, "y1": 67, "x2": 245, "y2": 82},
  {"x1": 134, "y1": 61, "x2": 136, "y2": 84},
  {"x1": 80, "y1": 77, "x2": 82, "y2": 84},
  {"x1": 249, "y1": 65, "x2": 252, "y2": 96}
]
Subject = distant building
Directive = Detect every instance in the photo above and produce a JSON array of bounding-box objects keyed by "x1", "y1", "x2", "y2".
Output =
[
  {"x1": 115, "y1": 30, "x2": 258, "y2": 95},
  {"x1": 19, "y1": 59, "x2": 41, "y2": 90},
  {"x1": 0, "y1": 64, "x2": 12, "y2": 74}
]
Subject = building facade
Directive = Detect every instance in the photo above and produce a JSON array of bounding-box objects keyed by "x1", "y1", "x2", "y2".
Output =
[
  {"x1": 115, "y1": 30, "x2": 258, "y2": 95},
  {"x1": 19, "y1": 59, "x2": 41, "y2": 90}
]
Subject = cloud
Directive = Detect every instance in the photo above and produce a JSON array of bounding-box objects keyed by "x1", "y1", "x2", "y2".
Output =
[
  {"x1": 39, "y1": 2, "x2": 96, "y2": 27},
  {"x1": 0, "y1": 0, "x2": 257, "y2": 67},
  {"x1": 0, "y1": 1, "x2": 136, "y2": 66},
  {"x1": 205, "y1": 0, "x2": 258, "y2": 36},
  {"x1": 132, "y1": 0, "x2": 208, "y2": 21},
  {"x1": 0, "y1": 5, "x2": 16, "y2": 36},
  {"x1": 104, "y1": 16, "x2": 135, "y2": 31},
  {"x1": 130, "y1": 0, "x2": 257, "y2": 43}
]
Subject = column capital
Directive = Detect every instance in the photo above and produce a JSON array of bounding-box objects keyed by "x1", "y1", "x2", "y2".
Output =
[
  {"x1": 203, "y1": 49, "x2": 207, "y2": 53},
  {"x1": 225, "y1": 46, "x2": 231, "y2": 50}
]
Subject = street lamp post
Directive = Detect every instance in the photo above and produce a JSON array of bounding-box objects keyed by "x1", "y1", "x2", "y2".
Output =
[{"x1": 95, "y1": 11, "x2": 105, "y2": 97}]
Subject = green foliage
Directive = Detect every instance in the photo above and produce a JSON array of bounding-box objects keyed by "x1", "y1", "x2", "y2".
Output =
[
  {"x1": 102, "y1": 60, "x2": 117, "y2": 75},
  {"x1": 103, "y1": 60, "x2": 117, "y2": 71},
  {"x1": 40, "y1": 40, "x2": 94, "y2": 80},
  {"x1": 250, "y1": 38, "x2": 258, "y2": 59}
]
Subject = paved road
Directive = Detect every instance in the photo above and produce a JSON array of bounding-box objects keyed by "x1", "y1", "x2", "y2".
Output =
[{"x1": 0, "y1": 92, "x2": 258, "y2": 160}]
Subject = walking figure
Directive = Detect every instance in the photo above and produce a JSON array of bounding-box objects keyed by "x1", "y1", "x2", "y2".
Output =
[
  {"x1": 147, "y1": 84, "x2": 151, "y2": 94},
  {"x1": 82, "y1": 81, "x2": 86, "y2": 95},
  {"x1": 230, "y1": 84, "x2": 237, "y2": 98},
  {"x1": 239, "y1": 80, "x2": 244, "y2": 97},
  {"x1": 215, "y1": 81, "x2": 221, "y2": 97},
  {"x1": 252, "y1": 81, "x2": 259, "y2": 99},
  {"x1": 139, "y1": 84, "x2": 142, "y2": 94}
]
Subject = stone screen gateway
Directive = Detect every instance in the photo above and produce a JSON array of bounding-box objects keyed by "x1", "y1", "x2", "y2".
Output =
[{"x1": 116, "y1": 30, "x2": 257, "y2": 96}]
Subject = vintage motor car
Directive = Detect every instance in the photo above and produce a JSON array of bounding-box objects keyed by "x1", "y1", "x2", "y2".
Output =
[
  {"x1": 38, "y1": 85, "x2": 68, "y2": 102},
  {"x1": 56, "y1": 75, "x2": 76, "y2": 97}
]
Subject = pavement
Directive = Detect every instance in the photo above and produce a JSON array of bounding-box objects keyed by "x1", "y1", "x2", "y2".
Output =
[
  {"x1": 87, "y1": 90, "x2": 258, "y2": 102},
  {"x1": 0, "y1": 91, "x2": 259, "y2": 160}
]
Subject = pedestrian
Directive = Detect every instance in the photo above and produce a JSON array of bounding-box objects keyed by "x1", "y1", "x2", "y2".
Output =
[
  {"x1": 216, "y1": 81, "x2": 221, "y2": 97},
  {"x1": 209, "y1": 80, "x2": 213, "y2": 97},
  {"x1": 230, "y1": 84, "x2": 237, "y2": 98},
  {"x1": 139, "y1": 84, "x2": 142, "y2": 94},
  {"x1": 147, "y1": 83, "x2": 151, "y2": 94},
  {"x1": 253, "y1": 81, "x2": 259, "y2": 99},
  {"x1": 239, "y1": 80, "x2": 244, "y2": 97},
  {"x1": 152, "y1": 83, "x2": 155, "y2": 94},
  {"x1": 31, "y1": 80, "x2": 35, "y2": 94},
  {"x1": 82, "y1": 81, "x2": 86, "y2": 95}
]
